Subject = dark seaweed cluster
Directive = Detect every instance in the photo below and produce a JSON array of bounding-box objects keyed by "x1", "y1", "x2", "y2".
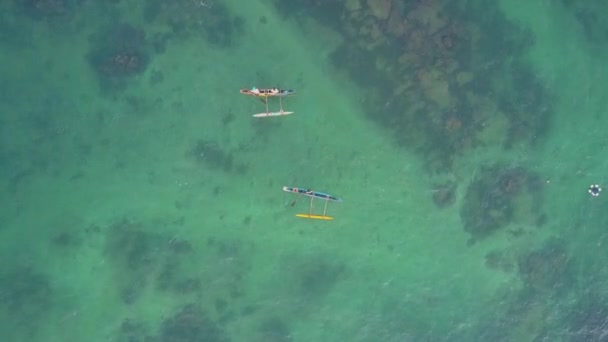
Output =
[
  {"x1": 105, "y1": 219, "x2": 161, "y2": 304},
  {"x1": 107, "y1": 220, "x2": 161, "y2": 271},
  {"x1": 116, "y1": 319, "x2": 154, "y2": 342},
  {"x1": 104, "y1": 218, "x2": 198, "y2": 305},
  {"x1": 472, "y1": 292, "x2": 549, "y2": 342},
  {"x1": 484, "y1": 249, "x2": 515, "y2": 273},
  {"x1": 117, "y1": 305, "x2": 228, "y2": 342},
  {"x1": 156, "y1": 259, "x2": 202, "y2": 295},
  {"x1": 143, "y1": 0, "x2": 244, "y2": 48},
  {"x1": 19, "y1": 0, "x2": 79, "y2": 20},
  {"x1": 188, "y1": 139, "x2": 248, "y2": 174},
  {"x1": 431, "y1": 181, "x2": 456, "y2": 208},
  {"x1": 272, "y1": 0, "x2": 553, "y2": 173},
  {"x1": 257, "y1": 317, "x2": 292, "y2": 342},
  {"x1": 414, "y1": 104, "x2": 481, "y2": 173},
  {"x1": 476, "y1": 239, "x2": 577, "y2": 340},
  {"x1": 443, "y1": 2, "x2": 552, "y2": 149},
  {"x1": 281, "y1": 251, "x2": 347, "y2": 300},
  {"x1": 298, "y1": 258, "x2": 345, "y2": 297},
  {"x1": 460, "y1": 165, "x2": 543, "y2": 243},
  {"x1": 189, "y1": 140, "x2": 235, "y2": 172},
  {"x1": 499, "y1": 65, "x2": 551, "y2": 147},
  {"x1": 518, "y1": 238, "x2": 572, "y2": 293},
  {"x1": 160, "y1": 304, "x2": 228, "y2": 342},
  {"x1": 204, "y1": 236, "x2": 251, "y2": 300},
  {"x1": 561, "y1": 0, "x2": 608, "y2": 45},
  {"x1": 273, "y1": 0, "x2": 344, "y2": 30},
  {"x1": 0, "y1": 267, "x2": 52, "y2": 325},
  {"x1": 87, "y1": 23, "x2": 151, "y2": 85},
  {"x1": 109, "y1": 233, "x2": 261, "y2": 341},
  {"x1": 49, "y1": 220, "x2": 92, "y2": 249}
]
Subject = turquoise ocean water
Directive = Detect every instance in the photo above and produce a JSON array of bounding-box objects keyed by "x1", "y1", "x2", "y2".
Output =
[{"x1": 1, "y1": 0, "x2": 608, "y2": 341}]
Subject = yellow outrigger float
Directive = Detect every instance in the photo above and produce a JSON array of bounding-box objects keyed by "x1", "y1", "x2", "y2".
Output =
[{"x1": 283, "y1": 186, "x2": 342, "y2": 220}]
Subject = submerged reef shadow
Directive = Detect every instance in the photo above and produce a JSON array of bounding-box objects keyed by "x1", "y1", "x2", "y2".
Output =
[
  {"x1": 117, "y1": 304, "x2": 229, "y2": 342},
  {"x1": 108, "y1": 231, "x2": 256, "y2": 341},
  {"x1": 278, "y1": 248, "x2": 348, "y2": 305},
  {"x1": 159, "y1": 304, "x2": 229, "y2": 342},
  {"x1": 272, "y1": 0, "x2": 345, "y2": 31},
  {"x1": 0, "y1": 266, "x2": 53, "y2": 338},
  {"x1": 276, "y1": 0, "x2": 554, "y2": 174},
  {"x1": 431, "y1": 181, "x2": 457, "y2": 208},
  {"x1": 187, "y1": 139, "x2": 248, "y2": 175},
  {"x1": 143, "y1": 0, "x2": 244, "y2": 48},
  {"x1": 561, "y1": 0, "x2": 608, "y2": 49},
  {"x1": 517, "y1": 237, "x2": 573, "y2": 294},
  {"x1": 17, "y1": 0, "x2": 82, "y2": 21},
  {"x1": 472, "y1": 290, "x2": 553, "y2": 342},
  {"x1": 255, "y1": 316, "x2": 292, "y2": 342},
  {"x1": 104, "y1": 218, "x2": 200, "y2": 305},
  {"x1": 460, "y1": 164, "x2": 545, "y2": 244},
  {"x1": 86, "y1": 22, "x2": 152, "y2": 92}
]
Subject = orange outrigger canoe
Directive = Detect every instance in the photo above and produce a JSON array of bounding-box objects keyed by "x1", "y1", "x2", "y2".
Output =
[{"x1": 240, "y1": 87, "x2": 295, "y2": 117}]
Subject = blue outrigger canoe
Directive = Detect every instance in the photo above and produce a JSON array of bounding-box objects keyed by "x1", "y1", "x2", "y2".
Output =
[{"x1": 282, "y1": 186, "x2": 343, "y2": 220}]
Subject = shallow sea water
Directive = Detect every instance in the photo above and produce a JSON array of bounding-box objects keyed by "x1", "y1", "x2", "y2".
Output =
[{"x1": 1, "y1": 1, "x2": 607, "y2": 341}]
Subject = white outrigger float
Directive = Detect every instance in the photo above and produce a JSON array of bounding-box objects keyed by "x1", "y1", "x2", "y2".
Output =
[{"x1": 239, "y1": 87, "x2": 295, "y2": 117}]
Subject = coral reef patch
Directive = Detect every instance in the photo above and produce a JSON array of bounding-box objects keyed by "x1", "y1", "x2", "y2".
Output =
[
  {"x1": 256, "y1": 317, "x2": 292, "y2": 342},
  {"x1": 107, "y1": 231, "x2": 254, "y2": 341},
  {"x1": 87, "y1": 22, "x2": 151, "y2": 90},
  {"x1": 561, "y1": 0, "x2": 608, "y2": 45},
  {"x1": 116, "y1": 305, "x2": 228, "y2": 342},
  {"x1": 19, "y1": 0, "x2": 79, "y2": 20},
  {"x1": 188, "y1": 139, "x2": 248, "y2": 174},
  {"x1": 0, "y1": 266, "x2": 53, "y2": 337},
  {"x1": 484, "y1": 249, "x2": 515, "y2": 273},
  {"x1": 271, "y1": 0, "x2": 553, "y2": 173},
  {"x1": 518, "y1": 238, "x2": 572, "y2": 293},
  {"x1": 143, "y1": 0, "x2": 244, "y2": 48},
  {"x1": 279, "y1": 250, "x2": 348, "y2": 301},
  {"x1": 460, "y1": 165, "x2": 544, "y2": 243},
  {"x1": 104, "y1": 218, "x2": 198, "y2": 305},
  {"x1": 431, "y1": 181, "x2": 456, "y2": 208},
  {"x1": 159, "y1": 304, "x2": 229, "y2": 342}
]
